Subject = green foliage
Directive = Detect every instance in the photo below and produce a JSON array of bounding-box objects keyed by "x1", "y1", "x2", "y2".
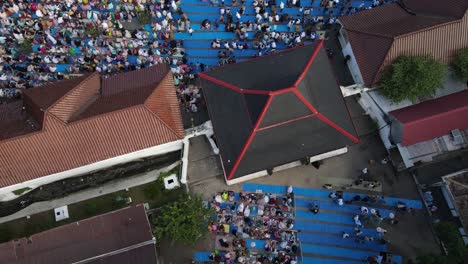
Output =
[
  {"x1": 137, "y1": 11, "x2": 152, "y2": 25},
  {"x1": 413, "y1": 222, "x2": 468, "y2": 264},
  {"x1": 379, "y1": 56, "x2": 446, "y2": 102},
  {"x1": 12, "y1": 187, "x2": 32, "y2": 195},
  {"x1": 153, "y1": 195, "x2": 213, "y2": 245},
  {"x1": 452, "y1": 47, "x2": 468, "y2": 82}
]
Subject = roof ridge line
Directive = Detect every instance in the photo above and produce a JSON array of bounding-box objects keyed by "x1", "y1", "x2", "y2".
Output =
[
  {"x1": 227, "y1": 94, "x2": 273, "y2": 180},
  {"x1": 47, "y1": 72, "x2": 100, "y2": 113},
  {"x1": 143, "y1": 104, "x2": 185, "y2": 139},
  {"x1": 292, "y1": 90, "x2": 358, "y2": 143},
  {"x1": 345, "y1": 28, "x2": 396, "y2": 40}
]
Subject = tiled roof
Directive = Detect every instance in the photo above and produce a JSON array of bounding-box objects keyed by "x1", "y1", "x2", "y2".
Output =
[
  {"x1": 339, "y1": 0, "x2": 468, "y2": 86},
  {"x1": 0, "y1": 65, "x2": 184, "y2": 188},
  {"x1": 389, "y1": 90, "x2": 468, "y2": 146},
  {"x1": 0, "y1": 101, "x2": 39, "y2": 140},
  {"x1": 0, "y1": 205, "x2": 157, "y2": 264}
]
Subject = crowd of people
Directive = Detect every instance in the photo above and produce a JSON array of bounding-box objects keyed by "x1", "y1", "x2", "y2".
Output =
[
  {"x1": 208, "y1": 190, "x2": 299, "y2": 263},
  {"x1": 0, "y1": 0, "x2": 195, "y2": 102},
  {"x1": 0, "y1": 0, "x2": 399, "y2": 107}
]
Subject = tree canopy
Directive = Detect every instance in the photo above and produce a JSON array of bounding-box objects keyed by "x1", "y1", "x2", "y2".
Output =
[
  {"x1": 411, "y1": 222, "x2": 468, "y2": 264},
  {"x1": 379, "y1": 56, "x2": 446, "y2": 103},
  {"x1": 452, "y1": 47, "x2": 468, "y2": 83},
  {"x1": 153, "y1": 194, "x2": 213, "y2": 245}
]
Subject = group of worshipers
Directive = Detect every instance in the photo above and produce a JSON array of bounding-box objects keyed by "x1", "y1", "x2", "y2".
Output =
[
  {"x1": 0, "y1": 0, "x2": 192, "y2": 100},
  {"x1": 208, "y1": 190, "x2": 299, "y2": 263}
]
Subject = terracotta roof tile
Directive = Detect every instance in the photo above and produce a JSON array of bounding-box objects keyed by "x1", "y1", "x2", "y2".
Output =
[
  {"x1": 339, "y1": 0, "x2": 468, "y2": 86},
  {"x1": 0, "y1": 101, "x2": 39, "y2": 140},
  {"x1": 0, "y1": 65, "x2": 184, "y2": 187},
  {"x1": 145, "y1": 72, "x2": 185, "y2": 138}
]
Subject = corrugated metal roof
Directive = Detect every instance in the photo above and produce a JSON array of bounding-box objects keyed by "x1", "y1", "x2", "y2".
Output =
[
  {"x1": 390, "y1": 90, "x2": 468, "y2": 146},
  {"x1": 0, "y1": 65, "x2": 184, "y2": 187},
  {"x1": 0, "y1": 205, "x2": 156, "y2": 264},
  {"x1": 340, "y1": 0, "x2": 468, "y2": 87}
]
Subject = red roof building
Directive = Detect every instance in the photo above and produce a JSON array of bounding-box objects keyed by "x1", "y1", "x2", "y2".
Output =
[
  {"x1": 389, "y1": 90, "x2": 468, "y2": 146},
  {"x1": 0, "y1": 64, "x2": 184, "y2": 189},
  {"x1": 0, "y1": 204, "x2": 157, "y2": 264},
  {"x1": 338, "y1": 0, "x2": 468, "y2": 87}
]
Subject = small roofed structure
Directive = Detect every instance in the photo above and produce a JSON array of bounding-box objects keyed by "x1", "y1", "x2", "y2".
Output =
[
  {"x1": 200, "y1": 42, "x2": 359, "y2": 184},
  {"x1": 0, "y1": 204, "x2": 157, "y2": 264}
]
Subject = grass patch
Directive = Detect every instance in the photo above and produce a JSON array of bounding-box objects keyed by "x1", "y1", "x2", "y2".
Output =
[
  {"x1": 0, "y1": 167, "x2": 184, "y2": 243},
  {"x1": 12, "y1": 187, "x2": 32, "y2": 195}
]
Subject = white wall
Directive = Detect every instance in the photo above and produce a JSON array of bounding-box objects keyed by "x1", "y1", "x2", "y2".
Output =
[
  {"x1": 0, "y1": 140, "x2": 183, "y2": 201},
  {"x1": 225, "y1": 147, "x2": 349, "y2": 185},
  {"x1": 340, "y1": 32, "x2": 365, "y2": 86}
]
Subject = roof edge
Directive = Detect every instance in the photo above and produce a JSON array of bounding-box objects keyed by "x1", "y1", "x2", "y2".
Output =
[{"x1": 392, "y1": 104, "x2": 468, "y2": 126}]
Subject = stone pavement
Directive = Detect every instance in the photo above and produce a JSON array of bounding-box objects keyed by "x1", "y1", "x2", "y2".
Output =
[{"x1": 0, "y1": 162, "x2": 179, "y2": 224}]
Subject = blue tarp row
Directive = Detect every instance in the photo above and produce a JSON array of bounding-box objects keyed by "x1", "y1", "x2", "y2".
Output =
[
  {"x1": 243, "y1": 183, "x2": 423, "y2": 209},
  {"x1": 301, "y1": 243, "x2": 376, "y2": 261},
  {"x1": 194, "y1": 251, "x2": 211, "y2": 262},
  {"x1": 294, "y1": 221, "x2": 379, "y2": 237},
  {"x1": 298, "y1": 232, "x2": 387, "y2": 252},
  {"x1": 295, "y1": 198, "x2": 395, "y2": 218},
  {"x1": 296, "y1": 209, "x2": 356, "y2": 226},
  {"x1": 301, "y1": 257, "x2": 365, "y2": 264}
]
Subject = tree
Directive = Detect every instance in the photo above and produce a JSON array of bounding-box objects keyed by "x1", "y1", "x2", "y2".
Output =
[
  {"x1": 452, "y1": 47, "x2": 468, "y2": 82},
  {"x1": 379, "y1": 56, "x2": 446, "y2": 103},
  {"x1": 412, "y1": 222, "x2": 468, "y2": 264},
  {"x1": 153, "y1": 195, "x2": 213, "y2": 245}
]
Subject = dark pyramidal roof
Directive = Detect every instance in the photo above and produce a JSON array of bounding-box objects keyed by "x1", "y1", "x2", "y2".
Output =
[{"x1": 200, "y1": 42, "x2": 359, "y2": 181}]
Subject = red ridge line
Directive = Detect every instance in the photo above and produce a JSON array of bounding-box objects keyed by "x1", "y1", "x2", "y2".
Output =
[
  {"x1": 292, "y1": 89, "x2": 319, "y2": 114},
  {"x1": 293, "y1": 89, "x2": 359, "y2": 143},
  {"x1": 257, "y1": 114, "x2": 316, "y2": 131},
  {"x1": 271, "y1": 87, "x2": 295, "y2": 95},
  {"x1": 227, "y1": 95, "x2": 273, "y2": 180},
  {"x1": 317, "y1": 113, "x2": 360, "y2": 143},
  {"x1": 199, "y1": 73, "x2": 270, "y2": 95},
  {"x1": 293, "y1": 40, "x2": 324, "y2": 87}
]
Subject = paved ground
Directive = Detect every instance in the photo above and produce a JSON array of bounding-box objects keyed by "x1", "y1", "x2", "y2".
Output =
[
  {"x1": 183, "y1": 95, "x2": 440, "y2": 263},
  {"x1": 0, "y1": 162, "x2": 179, "y2": 224}
]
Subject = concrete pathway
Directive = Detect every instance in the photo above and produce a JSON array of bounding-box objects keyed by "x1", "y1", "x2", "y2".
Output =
[{"x1": 0, "y1": 162, "x2": 179, "y2": 224}]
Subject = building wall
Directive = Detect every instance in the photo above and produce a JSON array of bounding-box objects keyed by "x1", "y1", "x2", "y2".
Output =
[
  {"x1": 0, "y1": 140, "x2": 183, "y2": 201},
  {"x1": 225, "y1": 147, "x2": 348, "y2": 185},
  {"x1": 339, "y1": 30, "x2": 365, "y2": 85}
]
